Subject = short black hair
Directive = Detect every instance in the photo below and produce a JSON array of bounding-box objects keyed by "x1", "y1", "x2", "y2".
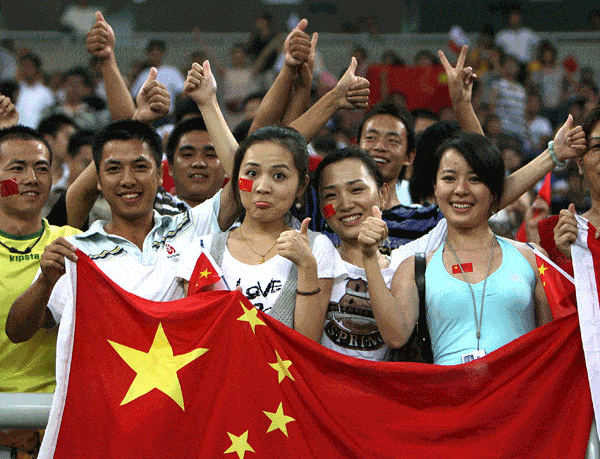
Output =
[
  {"x1": 165, "y1": 118, "x2": 208, "y2": 165},
  {"x1": 92, "y1": 120, "x2": 163, "y2": 170},
  {"x1": 433, "y1": 132, "x2": 505, "y2": 208},
  {"x1": 231, "y1": 126, "x2": 308, "y2": 203},
  {"x1": 411, "y1": 121, "x2": 460, "y2": 203},
  {"x1": 61, "y1": 66, "x2": 93, "y2": 90},
  {"x1": 0, "y1": 125, "x2": 52, "y2": 163},
  {"x1": 174, "y1": 96, "x2": 202, "y2": 123},
  {"x1": 18, "y1": 52, "x2": 41, "y2": 70},
  {"x1": 67, "y1": 129, "x2": 95, "y2": 158},
  {"x1": 582, "y1": 105, "x2": 600, "y2": 143},
  {"x1": 357, "y1": 102, "x2": 415, "y2": 154},
  {"x1": 314, "y1": 146, "x2": 384, "y2": 198},
  {"x1": 38, "y1": 114, "x2": 77, "y2": 138}
]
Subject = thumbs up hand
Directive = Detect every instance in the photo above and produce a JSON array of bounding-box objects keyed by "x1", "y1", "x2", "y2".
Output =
[
  {"x1": 553, "y1": 114, "x2": 587, "y2": 163},
  {"x1": 133, "y1": 67, "x2": 170, "y2": 123},
  {"x1": 277, "y1": 218, "x2": 316, "y2": 269},
  {"x1": 184, "y1": 60, "x2": 217, "y2": 107},
  {"x1": 86, "y1": 11, "x2": 115, "y2": 60},
  {"x1": 358, "y1": 206, "x2": 388, "y2": 258},
  {"x1": 334, "y1": 57, "x2": 370, "y2": 110},
  {"x1": 284, "y1": 19, "x2": 312, "y2": 67}
]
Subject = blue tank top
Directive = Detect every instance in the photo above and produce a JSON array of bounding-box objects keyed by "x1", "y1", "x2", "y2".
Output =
[{"x1": 425, "y1": 237, "x2": 536, "y2": 366}]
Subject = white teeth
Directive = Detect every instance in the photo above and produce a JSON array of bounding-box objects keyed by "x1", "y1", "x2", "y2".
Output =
[
  {"x1": 22, "y1": 192, "x2": 37, "y2": 196},
  {"x1": 453, "y1": 203, "x2": 471, "y2": 209},
  {"x1": 341, "y1": 215, "x2": 360, "y2": 222},
  {"x1": 373, "y1": 158, "x2": 387, "y2": 164},
  {"x1": 122, "y1": 193, "x2": 140, "y2": 199}
]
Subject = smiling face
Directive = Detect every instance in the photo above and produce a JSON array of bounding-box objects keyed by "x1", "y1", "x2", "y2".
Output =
[
  {"x1": 359, "y1": 114, "x2": 412, "y2": 184},
  {"x1": 169, "y1": 130, "x2": 224, "y2": 206},
  {"x1": 434, "y1": 148, "x2": 494, "y2": 230},
  {"x1": 238, "y1": 141, "x2": 305, "y2": 225},
  {"x1": 319, "y1": 158, "x2": 387, "y2": 242},
  {"x1": 0, "y1": 138, "x2": 52, "y2": 222},
  {"x1": 579, "y1": 120, "x2": 600, "y2": 200},
  {"x1": 97, "y1": 138, "x2": 162, "y2": 225}
]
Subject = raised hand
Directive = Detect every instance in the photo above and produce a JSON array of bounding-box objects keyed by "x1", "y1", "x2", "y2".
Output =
[
  {"x1": 0, "y1": 94, "x2": 18, "y2": 129},
  {"x1": 438, "y1": 45, "x2": 476, "y2": 104},
  {"x1": 553, "y1": 114, "x2": 587, "y2": 162},
  {"x1": 524, "y1": 196, "x2": 550, "y2": 244},
  {"x1": 85, "y1": 11, "x2": 115, "y2": 60},
  {"x1": 334, "y1": 57, "x2": 370, "y2": 110},
  {"x1": 284, "y1": 19, "x2": 312, "y2": 67},
  {"x1": 133, "y1": 67, "x2": 170, "y2": 123},
  {"x1": 39, "y1": 237, "x2": 78, "y2": 287},
  {"x1": 358, "y1": 206, "x2": 388, "y2": 258},
  {"x1": 554, "y1": 203, "x2": 578, "y2": 259},
  {"x1": 296, "y1": 31, "x2": 319, "y2": 89},
  {"x1": 184, "y1": 61, "x2": 217, "y2": 107},
  {"x1": 277, "y1": 218, "x2": 315, "y2": 268}
]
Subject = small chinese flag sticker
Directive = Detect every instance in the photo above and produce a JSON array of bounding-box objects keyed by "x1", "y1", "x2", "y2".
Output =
[
  {"x1": 238, "y1": 178, "x2": 253, "y2": 192},
  {"x1": 0, "y1": 179, "x2": 18, "y2": 197},
  {"x1": 322, "y1": 204, "x2": 336, "y2": 218},
  {"x1": 188, "y1": 253, "x2": 222, "y2": 295},
  {"x1": 452, "y1": 263, "x2": 473, "y2": 274}
]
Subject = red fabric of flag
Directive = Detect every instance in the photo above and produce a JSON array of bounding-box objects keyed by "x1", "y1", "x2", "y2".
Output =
[
  {"x1": 43, "y1": 252, "x2": 593, "y2": 459},
  {"x1": 516, "y1": 172, "x2": 552, "y2": 242},
  {"x1": 366, "y1": 65, "x2": 451, "y2": 113},
  {"x1": 534, "y1": 253, "x2": 577, "y2": 319},
  {"x1": 187, "y1": 252, "x2": 222, "y2": 295}
]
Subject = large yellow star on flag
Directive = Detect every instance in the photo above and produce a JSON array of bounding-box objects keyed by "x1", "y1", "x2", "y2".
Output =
[
  {"x1": 538, "y1": 264, "x2": 548, "y2": 276},
  {"x1": 237, "y1": 301, "x2": 265, "y2": 334},
  {"x1": 224, "y1": 430, "x2": 254, "y2": 458},
  {"x1": 264, "y1": 403, "x2": 295, "y2": 437},
  {"x1": 269, "y1": 350, "x2": 295, "y2": 383},
  {"x1": 108, "y1": 323, "x2": 208, "y2": 410},
  {"x1": 199, "y1": 269, "x2": 211, "y2": 278}
]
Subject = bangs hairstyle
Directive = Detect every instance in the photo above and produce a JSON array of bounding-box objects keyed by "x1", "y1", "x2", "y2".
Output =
[
  {"x1": 0, "y1": 126, "x2": 53, "y2": 164},
  {"x1": 314, "y1": 147, "x2": 384, "y2": 198},
  {"x1": 582, "y1": 105, "x2": 600, "y2": 142},
  {"x1": 231, "y1": 126, "x2": 308, "y2": 203},
  {"x1": 357, "y1": 102, "x2": 415, "y2": 154},
  {"x1": 433, "y1": 132, "x2": 505, "y2": 207},
  {"x1": 92, "y1": 120, "x2": 163, "y2": 170},
  {"x1": 166, "y1": 117, "x2": 208, "y2": 165}
]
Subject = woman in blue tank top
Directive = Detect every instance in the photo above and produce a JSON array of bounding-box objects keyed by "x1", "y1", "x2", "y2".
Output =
[{"x1": 360, "y1": 132, "x2": 556, "y2": 365}]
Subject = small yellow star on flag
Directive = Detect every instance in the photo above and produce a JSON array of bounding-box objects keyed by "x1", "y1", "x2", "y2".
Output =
[
  {"x1": 538, "y1": 264, "x2": 548, "y2": 276},
  {"x1": 108, "y1": 323, "x2": 208, "y2": 410},
  {"x1": 264, "y1": 403, "x2": 295, "y2": 437},
  {"x1": 199, "y1": 269, "x2": 211, "y2": 278},
  {"x1": 224, "y1": 430, "x2": 255, "y2": 458},
  {"x1": 269, "y1": 350, "x2": 295, "y2": 383},
  {"x1": 237, "y1": 301, "x2": 265, "y2": 334}
]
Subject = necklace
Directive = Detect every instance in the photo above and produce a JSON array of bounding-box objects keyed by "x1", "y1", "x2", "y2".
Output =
[
  {"x1": 238, "y1": 226, "x2": 279, "y2": 264},
  {"x1": 446, "y1": 234, "x2": 497, "y2": 351},
  {"x1": 0, "y1": 222, "x2": 45, "y2": 255}
]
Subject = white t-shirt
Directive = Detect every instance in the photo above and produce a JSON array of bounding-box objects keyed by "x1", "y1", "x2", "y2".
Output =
[
  {"x1": 130, "y1": 65, "x2": 185, "y2": 113},
  {"x1": 200, "y1": 231, "x2": 343, "y2": 315},
  {"x1": 321, "y1": 252, "x2": 395, "y2": 361},
  {"x1": 495, "y1": 28, "x2": 539, "y2": 63},
  {"x1": 16, "y1": 82, "x2": 55, "y2": 129}
]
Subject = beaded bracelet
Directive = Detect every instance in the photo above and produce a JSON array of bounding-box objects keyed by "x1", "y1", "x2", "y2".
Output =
[
  {"x1": 295, "y1": 287, "x2": 322, "y2": 296},
  {"x1": 548, "y1": 140, "x2": 566, "y2": 168}
]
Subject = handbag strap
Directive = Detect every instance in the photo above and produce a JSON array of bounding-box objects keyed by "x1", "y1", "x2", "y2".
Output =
[{"x1": 414, "y1": 252, "x2": 426, "y2": 333}]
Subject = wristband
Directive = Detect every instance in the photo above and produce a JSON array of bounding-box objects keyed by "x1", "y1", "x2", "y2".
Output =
[
  {"x1": 295, "y1": 287, "x2": 321, "y2": 296},
  {"x1": 548, "y1": 140, "x2": 566, "y2": 168}
]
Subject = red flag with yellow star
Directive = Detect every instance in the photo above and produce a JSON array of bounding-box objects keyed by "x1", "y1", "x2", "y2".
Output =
[
  {"x1": 527, "y1": 243, "x2": 577, "y2": 319},
  {"x1": 187, "y1": 252, "x2": 223, "y2": 295},
  {"x1": 39, "y1": 252, "x2": 592, "y2": 459}
]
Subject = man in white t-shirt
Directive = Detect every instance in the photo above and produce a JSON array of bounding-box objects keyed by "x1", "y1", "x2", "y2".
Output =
[
  {"x1": 7, "y1": 120, "x2": 233, "y2": 341},
  {"x1": 495, "y1": 7, "x2": 539, "y2": 65},
  {"x1": 15, "y1": 53, "x2": 55, "y2": 129}
]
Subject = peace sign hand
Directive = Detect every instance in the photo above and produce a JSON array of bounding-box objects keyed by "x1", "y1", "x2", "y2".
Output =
[{"x1": 438, "y1": 45, "x2": 476, "y2": 104}]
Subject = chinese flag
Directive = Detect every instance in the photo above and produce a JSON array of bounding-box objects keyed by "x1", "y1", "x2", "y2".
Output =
[
  {"x1": 366, "y1": 65, "x2": 451, "y2": 113},
  {"x1": 40, "y1": 252, "x2": 592, "y2": 459},
  {"x1": 516, "y1": 172, "x2": 552, "y2": 242},
  {"x1": 188, "y1": 252, "x2": 222, "y2": 295}
]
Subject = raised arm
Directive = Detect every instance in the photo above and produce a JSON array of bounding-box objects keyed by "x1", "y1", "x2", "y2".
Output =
[
  {"x1": 0, "y1": 93, "x2": 19, "y2": 129},
  {"x1": 439, "y1": 46, "x2": 483, "y2": 135},
  {"x1": 6, "y1": 238, "x2": 77, "y2": 343},
  {"x1": 184, "y1": 61, "x2": 242, "y2": 230},
  {"x1": 358, "y1": 207, "x2": 419, "y2": 347},
  {"x1": 248, "y1": 20, "x2": 313, "y2": 134},
  {"x1": 289, "y1": 57, "x2": 370, "y2": 142},
  {"x1": 132, "y1": 68, "x2": 170, "y2": 124},
  {"x1": 499, "y1": 115, "x2": 586, "y2": 209}
]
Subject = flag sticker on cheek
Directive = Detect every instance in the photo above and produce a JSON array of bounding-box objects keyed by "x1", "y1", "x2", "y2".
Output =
[
  {"x1": 322, "y1": 204, "x2": 336, "y2": 218},
  {"x1": 0, "y1": 179, "x2": 18, "y2": 197},
  {"x1": 238, "y1": 178, "x2": 253, "y2": 192}
]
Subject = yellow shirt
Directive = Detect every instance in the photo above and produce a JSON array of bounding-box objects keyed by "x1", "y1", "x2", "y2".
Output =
[{"x1": 0, "y1": 219, "x2": 80, "y2": 393}]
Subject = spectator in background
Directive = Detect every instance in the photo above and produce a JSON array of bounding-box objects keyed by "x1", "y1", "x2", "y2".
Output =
[
  {"x1": 245, "y1": 12, "x2": 283, "y2": 78},
  {"x1": 37, "y1": 115, "x2": 77, "y2": 217},
  {"x1": 413, "y1": 49, "x2": 437, "y2": 67},
  {"x1": 0, "y1": 40, "x2": 17, "y2": 82},
  {"x1": 351, "y1": 45, "x2": 370, "y2": 78},
  {"x1": 490, "y1": 54, "x2": 527, "y2": 142},
  {"x1": 15, "y1": 53, "x2": 55, "y2": 129},
  {"x1": 380, "y1": 50, "x2": 405, "y2": 66},
  {"x1": 412, "y1": 109, "x2": 438, "y2": 134},
  {"x1": 60, "y1": 0, "x2": 99, "y2": 37},
  {"x1": 43, "y1": 66, "x2": 110, "y2": 129},
  {"x1": 524, "y1": 90, "x2": 553, "y2": 157},
  {"x1": 130, "y1": 40, "x2": 185, "y2": 113},
  {"x1": 529, "y1": 40, "x2": 565, "y2": 111},
  {"x1": 495, "y1": 5, "x2": 539, "y2": 65}
]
